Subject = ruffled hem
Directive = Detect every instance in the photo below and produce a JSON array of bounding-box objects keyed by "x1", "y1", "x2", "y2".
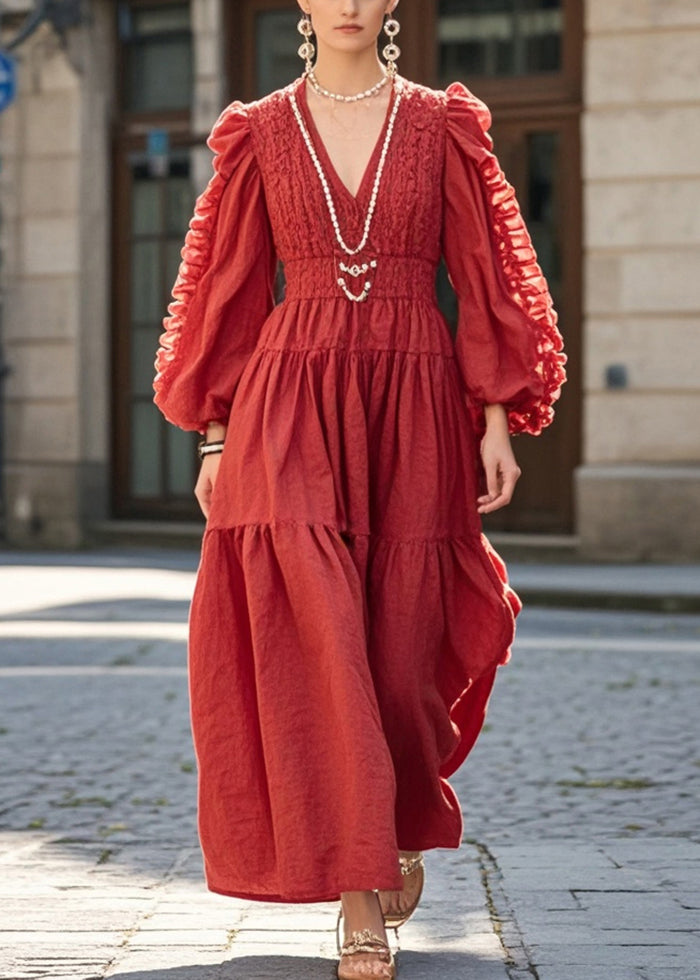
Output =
[
  {"x1": 153, "y1": 102, "x2": 250, "y2": 418},
  {"x1": 188, "y1": 520, "x2": 517, "y2": 901},
  {"x1": 445, "y1": 82, "x2": 566, "y2": 437},
  {"x1": 440, "y1": 533, "x2": 520, "y2": 778}
]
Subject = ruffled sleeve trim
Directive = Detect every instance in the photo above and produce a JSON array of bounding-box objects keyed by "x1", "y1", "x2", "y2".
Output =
[
  {"x1": 446, "y1": 82, "x2": 566, "y2": 436},
  {"x1": 153, "y1": 102, "x2": 254, "y2": 413}
]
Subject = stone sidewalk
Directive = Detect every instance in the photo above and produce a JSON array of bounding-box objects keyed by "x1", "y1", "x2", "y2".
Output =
[
  {"x1": 508, "y1": 561, "x2": 700, "y2": 613},
  {"x1": 0, "y1": 549, "x2": 699, "y2": 979}
]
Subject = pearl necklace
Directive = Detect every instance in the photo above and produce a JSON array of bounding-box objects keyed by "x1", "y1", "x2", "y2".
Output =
[
  {"x1": 290, "y1": 79, "x2": 403, "y2": 302},
  {"x1": 306, "y1": 69, "x2": 389, "y2": 103}
]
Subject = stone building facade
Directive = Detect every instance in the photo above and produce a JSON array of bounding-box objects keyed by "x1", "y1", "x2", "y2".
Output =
[
  {"x1": 0, "y1": 0, "x2": 698, "y2": 558},
  {"x1": 578, "y1": 0, "x2": 700, "y2": 559}
]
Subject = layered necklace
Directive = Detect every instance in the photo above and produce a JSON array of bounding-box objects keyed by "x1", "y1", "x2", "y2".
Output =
[{"x1": 289, "y1": 76, "x2": 403, "y2": 303}]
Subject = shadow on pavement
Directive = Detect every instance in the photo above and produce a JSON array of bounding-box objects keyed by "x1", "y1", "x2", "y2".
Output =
[
  {"x1": 106, "y1": 951, "x2": 482, "y2": 979},
  {"x1": 106, "y1": 957, "x2": 333, "y2": 980}
]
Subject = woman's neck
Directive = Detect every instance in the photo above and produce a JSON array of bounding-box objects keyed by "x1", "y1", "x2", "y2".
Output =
[{"x1": 311, "y1": 46, "x2": 387, "y2": 96}]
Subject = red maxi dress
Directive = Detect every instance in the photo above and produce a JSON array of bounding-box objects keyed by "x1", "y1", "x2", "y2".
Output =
[{"x1": 153, "y1": 78, "x2": 566, "y2": 903}]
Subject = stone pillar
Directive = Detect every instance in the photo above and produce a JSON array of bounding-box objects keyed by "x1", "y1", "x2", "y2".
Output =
[
  {"x1": 192, "y1": 0, "x2": 226, "y2": 133},
  {"x1": 578, "y1": 0, "x2": 700, "y2": 559},
  {"x1": 191, "y1": 0, "x2": 227, "y2": 190},
  {"x1": 0, "y1": 4, "x2": 114, "y2": 547}
]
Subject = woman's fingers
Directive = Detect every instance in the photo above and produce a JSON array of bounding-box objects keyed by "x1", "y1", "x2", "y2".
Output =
[
  {"x1": 479, "y1": 452, "x2": 504, "y2": 502},
  {"x1": 477, "y1": 420, "x2": 521, "y2": 514},
  {"x1": 194, "y1": 473, "x2": 212, "y2": 518},
  {"x1": 194, "y1": 456, "x2": 221, "y2": 518},
  {"x1": 497, "y1": 463, "x2": 521, "y2": 507},
  {"x1": 477, "y1": 461, "x2": 521, "y2": 514}
]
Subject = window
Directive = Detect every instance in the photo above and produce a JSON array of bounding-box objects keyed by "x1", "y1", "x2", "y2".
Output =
[
  {"x1": 118, "y1": 2, "x2": 192, "y2": 113},
  {"x1": 254, "y1": 10, "x2": 300, "y2": 97},
  {"x1": 438, "y1": 0, "x2": 563, "y2": 83}
]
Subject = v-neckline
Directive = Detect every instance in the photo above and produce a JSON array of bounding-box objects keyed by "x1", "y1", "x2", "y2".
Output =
[{"x1": 296, "y1": 76, "x2": 397, "y2": 207}]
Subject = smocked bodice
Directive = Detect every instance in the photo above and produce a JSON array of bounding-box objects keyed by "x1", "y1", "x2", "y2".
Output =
[{"x1": 247, "y1": 78, "x2": 445, "y2": 298}]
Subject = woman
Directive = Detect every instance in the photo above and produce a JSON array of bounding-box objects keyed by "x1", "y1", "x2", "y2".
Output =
[{"x1": 153, "y1": 1, "x2": 566, "y2": 977}]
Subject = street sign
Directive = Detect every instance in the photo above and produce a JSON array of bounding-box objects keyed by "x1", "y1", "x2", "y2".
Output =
[
  {"x1": 0, "y1": 51, "x2": 17, "y2": 114},
  {"x1": 147, "y1": 127, "x2": 170, "y2": 178}
]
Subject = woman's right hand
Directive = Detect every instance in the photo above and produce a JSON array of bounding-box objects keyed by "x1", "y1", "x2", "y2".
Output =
[{"x1": 194, "y1": 454, "x2": 222, "y2": 519}]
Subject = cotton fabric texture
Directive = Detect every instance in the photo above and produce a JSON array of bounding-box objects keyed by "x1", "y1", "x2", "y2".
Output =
[{"x1": 153, "y1": 79, "x2": 566, "y2": 903}]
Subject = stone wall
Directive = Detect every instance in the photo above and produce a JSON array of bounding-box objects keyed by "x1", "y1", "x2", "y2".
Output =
[
  {"x1": 0, "y1": 5, "x2": 114, "y2": 547},
  {"x1": 578, "y1": 0, "x2": 700, "y2": 559}
]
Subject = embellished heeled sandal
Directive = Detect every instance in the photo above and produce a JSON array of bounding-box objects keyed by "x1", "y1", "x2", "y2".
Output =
[
  {"x1": 337, "y1": 928, "x2": 396, "y2": 980},
  {"x1": 381, "y1": 853, "x2": 425, "y2": 931},
  {"x1": 336, "y1": 904, "x2": 396, "y2": 980}
]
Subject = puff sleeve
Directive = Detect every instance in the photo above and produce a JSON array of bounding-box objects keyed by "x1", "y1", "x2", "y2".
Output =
[
  {"x1": 153, "y1": 103, "x2": 277, "y2": 432},
  {"x1": 442, "y1": 83, "x2": 566, "y2": 437}
]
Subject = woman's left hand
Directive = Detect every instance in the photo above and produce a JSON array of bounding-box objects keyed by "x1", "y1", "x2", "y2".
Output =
[{"x1": 477, "y1": 405, "x2": 522, "y2": 515}]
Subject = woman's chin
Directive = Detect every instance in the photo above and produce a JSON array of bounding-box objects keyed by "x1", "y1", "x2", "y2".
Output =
[{"x1": 321, "y1": 32, "x2": 375, "y2": 55}]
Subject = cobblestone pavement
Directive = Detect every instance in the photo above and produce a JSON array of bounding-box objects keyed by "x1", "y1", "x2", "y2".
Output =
[{"x1": 0, "y1": 550, "x2": 698, "y2": 980}]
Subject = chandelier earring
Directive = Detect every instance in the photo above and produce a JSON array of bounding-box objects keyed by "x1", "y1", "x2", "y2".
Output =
[
  {"x1": 297, "y1": 13, "x2": 315, "y2": 75},
  {"x1": 382, "y1": 12, "x2": 401, "y2": 77}
]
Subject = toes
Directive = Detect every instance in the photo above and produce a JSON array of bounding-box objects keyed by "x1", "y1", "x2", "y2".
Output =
[{"x1": 341, "y1": 954, "x2": 392, "y2": 979}]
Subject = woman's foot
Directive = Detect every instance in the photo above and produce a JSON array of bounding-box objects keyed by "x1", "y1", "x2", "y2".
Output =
[
  {"x1": 337, "y1": 890, "x2": 395, "y2": 979},
  {"x1": 377, "y1": 851, "x2": 424, "y2": 928}
]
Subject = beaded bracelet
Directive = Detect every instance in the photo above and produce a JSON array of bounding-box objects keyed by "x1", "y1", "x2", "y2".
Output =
[{"x1": 197, "y1": 439, "x2": 225, "y2": 461}]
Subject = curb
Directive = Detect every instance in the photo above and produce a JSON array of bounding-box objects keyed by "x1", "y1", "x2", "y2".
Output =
[{"x1": 513, "y1": 589, "x2": 700, "y2": 614}]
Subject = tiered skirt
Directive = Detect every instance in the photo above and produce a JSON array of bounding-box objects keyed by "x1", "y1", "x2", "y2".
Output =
[{"x1": 189, "y1": 295, "x2": 520, "y2": 902}]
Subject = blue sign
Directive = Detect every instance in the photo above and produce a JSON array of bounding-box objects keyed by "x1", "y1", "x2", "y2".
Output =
[
  {"x1": 147, "y1": 128, "x2": 170, "y2": 177},
  {"x1": 0, "y1": 51, "x2": 17, "y2": 114},
  {"x1": 147, "y1": 128, "x2": 170, "y2": 158}
]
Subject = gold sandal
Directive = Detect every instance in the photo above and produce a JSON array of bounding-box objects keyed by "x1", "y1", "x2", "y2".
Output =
[
  {"x1": 336, "y1": 901, "x2": 396, "y2": 980},
  {"x1": 381, "y1": 853, "x2": 425, "y2": 931},
  {"x1": 337, "y1": 928, "x2": 396, "y2": 980}
]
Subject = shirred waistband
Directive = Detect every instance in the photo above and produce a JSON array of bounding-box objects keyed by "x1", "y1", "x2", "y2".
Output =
[{"x1": 282, "y1": 254, "x2": 438, "y2": 301}]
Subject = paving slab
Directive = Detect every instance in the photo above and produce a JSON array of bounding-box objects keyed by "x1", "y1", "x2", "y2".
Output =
[{"x1": 1, "y1": 550, "x2": 699, "y2": 979}]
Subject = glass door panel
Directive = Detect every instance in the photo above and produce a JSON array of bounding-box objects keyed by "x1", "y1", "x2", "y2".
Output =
[
  {"x1": 131, "y1": 400, "x2": 162, "y2": 498},
  {"x1": 526, "y1": 130, "x2": 561, "y2": 297},
  {"x1": 255, "y1": 11, "x2": 299, "y2": 97},
  {"x1": 122, "y1": 153, "x2": 198, "y2": 509},
  {"x1": 168, "y1": 424, "x2": 196, "y2": 496}
]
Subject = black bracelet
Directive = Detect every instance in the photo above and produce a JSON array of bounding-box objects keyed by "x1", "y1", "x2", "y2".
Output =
[{"x1": 197, "y1": 439, "x2": 225, "y2": 461}]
